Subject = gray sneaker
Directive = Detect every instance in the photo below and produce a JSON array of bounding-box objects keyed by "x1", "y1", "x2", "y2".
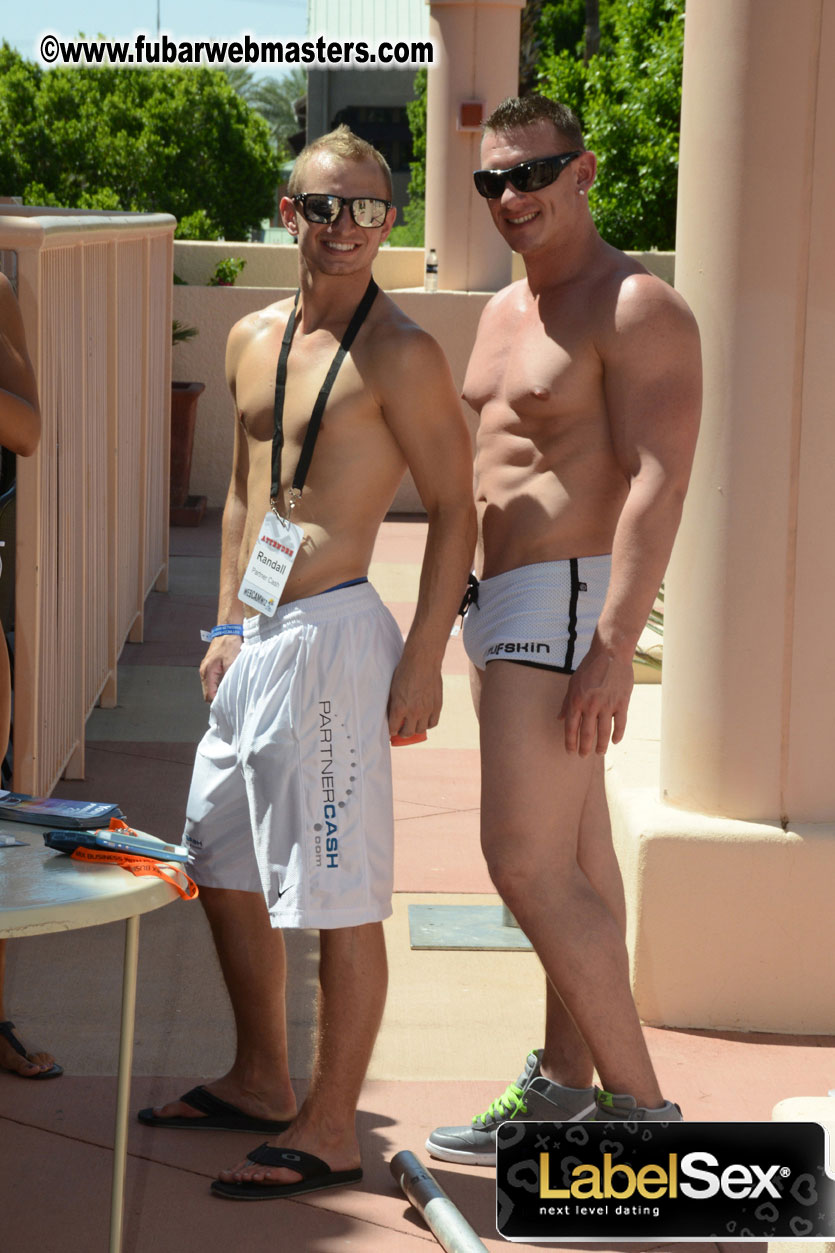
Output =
[
  {"x1": 425, "y1": 1050, "x2": 596, "y2": 1166},
  {"x1": 522, "y1": 1075, "x2": 598, "y2": 1123},
  {"x1": 594, "y1": 1090, "x2": 682, "y2": 1122}
]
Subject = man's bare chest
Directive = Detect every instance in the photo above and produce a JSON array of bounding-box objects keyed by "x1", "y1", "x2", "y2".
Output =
[
  {"x1": 236, "y1": 334, "x2": 379, "y2": 449},
  {"x1": 466, "y1": 313, "x2": 602, "y2": 425}
]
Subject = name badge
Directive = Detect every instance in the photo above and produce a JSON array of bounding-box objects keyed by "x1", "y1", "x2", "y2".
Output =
[{"x1": 238, "y1": 511, "x2": 303, "y2": 617}]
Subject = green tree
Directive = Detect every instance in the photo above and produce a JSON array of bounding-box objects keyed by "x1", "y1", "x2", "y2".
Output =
[
  {"x1": 537, "y1": 0, "x2": 586, "y2": 60},
  {"x1": 0, "y1": 43, "x2": 282, "y2": 240},
  {"x1": 0, "y1": 44, "x2": 44, "y2": 197},
  {"x1": 250, "y1": 69, "x2": 307, "y2": 161},
  {"x1": 220, "y1": 66, "x2": 258, "y2": 103},
  {"x1": 538, "y1": 0, "x2": 684, "y2": 249},
  {"x1": 389, "y1": 68, "x2": 426, "y2": 248}
]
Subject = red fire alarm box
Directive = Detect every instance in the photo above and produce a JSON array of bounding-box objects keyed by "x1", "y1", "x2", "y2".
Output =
[{"x1": 457, "y1": 101, "x2": 484, "y2": 132}]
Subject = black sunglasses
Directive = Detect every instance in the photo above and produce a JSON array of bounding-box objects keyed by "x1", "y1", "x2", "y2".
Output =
[
  {"x1": 292, "y1": 193, "x2": 392, "y2": 229},
  {"x1": 473, "y1": 151, "x2": 583, "y2": 200}
]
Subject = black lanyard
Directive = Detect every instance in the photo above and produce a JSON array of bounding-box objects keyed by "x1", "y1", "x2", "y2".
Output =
[{"x1": 270, "y1": 277, "x2": 379, "y2": 510}]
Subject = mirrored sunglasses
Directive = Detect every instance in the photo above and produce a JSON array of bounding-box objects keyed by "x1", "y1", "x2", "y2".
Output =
[
  {"x1": 473, "y1": 151, "x2": 583, "y2": 200},
  {"x1": 292, "y1": 193, "x2": 392, "y2": 229}
]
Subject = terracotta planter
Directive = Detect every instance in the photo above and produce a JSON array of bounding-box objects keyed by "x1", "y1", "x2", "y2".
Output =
[{"x1": 170, "y1": 381, "x2": 206, "y2": 525}]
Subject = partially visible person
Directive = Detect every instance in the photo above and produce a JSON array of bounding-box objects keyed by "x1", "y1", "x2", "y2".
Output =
[
  {"x1": 0, "y1": 271, "x2": 61, "y2": 1080},
  {"x1": 427, "y1": 94, "x2": 700, "y2": 1165}
]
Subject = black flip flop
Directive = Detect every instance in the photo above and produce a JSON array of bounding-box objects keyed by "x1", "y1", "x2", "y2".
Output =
[
  {"x1": 211, "y1": 1143, "x2": 363, "y2": 1200},
  {"x1": 0, "y1": 1020, "x2": 63, "y2": 1079},
  {"x1": 137, "y1": 1084, "x2": 291, "y2": 1132}
]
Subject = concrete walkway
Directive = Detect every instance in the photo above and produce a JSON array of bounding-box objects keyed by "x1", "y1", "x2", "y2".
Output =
[{"x1": 2, "y1": 514, "x2": 833, "y2": 1252}]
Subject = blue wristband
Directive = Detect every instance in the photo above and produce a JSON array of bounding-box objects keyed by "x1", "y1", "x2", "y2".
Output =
[{"x1": 200, "y1": 624, "x2": 244, "y2": 642}]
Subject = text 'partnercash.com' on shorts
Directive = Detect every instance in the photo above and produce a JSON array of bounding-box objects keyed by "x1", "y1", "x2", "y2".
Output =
[{"x1": 37, "y1": 31, "x2": 435, "y2": 70}]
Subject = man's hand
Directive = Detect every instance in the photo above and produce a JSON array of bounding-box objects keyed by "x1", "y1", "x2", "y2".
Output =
[
  {"x1": 387, "y1": 652, "x2": 443, "y2": 740},
  {"x1": 199, "y1": 635, "x2": 243, "y2": 703},
  {"x1": 558, "y1": 645, "x2": 634, "y2": 756}
]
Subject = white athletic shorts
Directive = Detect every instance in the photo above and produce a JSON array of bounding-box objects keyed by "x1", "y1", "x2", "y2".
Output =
[
  {"x1": 462, "y1": 556, "x2": 612, "y2": 673},
  {"x1": 184, "y1": 581, "x2": 404, "y2": 929}
]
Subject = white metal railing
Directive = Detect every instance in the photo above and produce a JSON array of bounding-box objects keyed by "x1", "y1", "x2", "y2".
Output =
[{"x1": 0, "y1": 207, "x2": 175, "y2": 794}]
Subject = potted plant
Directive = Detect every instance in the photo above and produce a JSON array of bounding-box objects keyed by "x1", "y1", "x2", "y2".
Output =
[
  {"x1": 170, "y1": 320, "x2": 206, "y2": 526},
  {"x1": 172, "y1": 318, "x2": 197, "y2": 345},
  {"x1": 208, "y1": 257, "x2": 246, "y2": 286}
]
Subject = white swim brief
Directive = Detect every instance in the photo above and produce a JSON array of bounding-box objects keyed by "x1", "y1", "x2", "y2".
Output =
[
  {"x1": 462, "y1": 556, "x2": 612, "y2": 673},
  {"x1": 184, "y1": 580, "x2": 403, "y2": 929}
]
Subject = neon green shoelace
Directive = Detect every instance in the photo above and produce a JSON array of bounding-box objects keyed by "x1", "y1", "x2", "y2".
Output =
[{"x1": 473, "y1": 1081, "x2": 527, "y2": 1127}]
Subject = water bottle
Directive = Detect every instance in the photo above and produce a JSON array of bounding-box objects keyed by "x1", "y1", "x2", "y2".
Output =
[{"x1": 424, "y1": 248, "x2": 438, "y2": 293}]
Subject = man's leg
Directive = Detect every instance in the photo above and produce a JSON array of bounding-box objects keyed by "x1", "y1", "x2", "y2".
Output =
[
  {"x1": 474, "y1": 660, "x2": 627, "y2": 1090},
  {"x1": 0, "y1": 939, "x2": 60, "y2": 1077},
  {"x1": 479, "y1": 660, "x2": 662, "y2": 1107},
  {"x1": 149, "y1": 886, "x2": 297, "y2": 1122},
  {"x1": 218, "y1": 919, "x2": 387, "y2": 1184},
  {"x1": 540, "y1": 753, "x2": 628, "y2": 1087},
  {"x1": 0, "y1": 622, "x2": 60, "y2": 1079}
]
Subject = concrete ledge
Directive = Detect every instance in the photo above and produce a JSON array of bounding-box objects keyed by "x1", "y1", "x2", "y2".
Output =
[
  {"x1": 173, "y1": 284, "x2": 491, "y2": 510},
  {"x1": 768, "y1": 1242, "x2": 835, "y2": 1251},
  {"x1": 607, "y1": 691, "x2": 835, "y2": 1034},
  {"x1": 173, "y1": 240, "x2": 425, "y2": 289},
  {"x1": 773, "y1": 1096, "x2": 835, "y2": 1142}
]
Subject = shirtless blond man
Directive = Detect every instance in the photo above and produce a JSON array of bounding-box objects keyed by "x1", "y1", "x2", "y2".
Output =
[
  {"x1": 427, "y1": 95, "x2": 701, "y2": 1166},
  {"x1": 0, "y1": 273, "x2": 61, "y2": 1082},
  {"x1": 139, "y1": 127, "x2": 475, "y2": 1199}
]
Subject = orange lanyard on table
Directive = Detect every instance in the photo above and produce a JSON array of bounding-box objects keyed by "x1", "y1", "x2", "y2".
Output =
[{"x1": 70, "y1": 845, "x2": 198, "y2": 900}]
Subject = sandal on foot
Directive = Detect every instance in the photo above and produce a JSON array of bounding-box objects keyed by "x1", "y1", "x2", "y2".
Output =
[
  {"x1": 0, "y1": 1020, "x2": 63, "y2": 1079},
  {"x1": 137, "y1": 1085, "x2": 291, "y2": 1133},
  {"x1": 210, "y1": 1143, "x2": 363, "y2": 1200}
]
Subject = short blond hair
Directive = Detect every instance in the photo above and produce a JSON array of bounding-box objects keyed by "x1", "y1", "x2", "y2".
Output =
[{"x1": 288, "y1": 125, "x2": 393, "y2": 199}]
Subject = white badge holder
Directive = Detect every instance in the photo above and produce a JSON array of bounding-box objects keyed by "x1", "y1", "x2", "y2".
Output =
[{"x1": 238, "y1": 509, "x2": 304, "y2": 617}]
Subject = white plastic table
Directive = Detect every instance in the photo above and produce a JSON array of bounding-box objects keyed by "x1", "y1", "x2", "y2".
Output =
[{"x1": 0, "y1": 825, "x2": 180, "y2": 1253}]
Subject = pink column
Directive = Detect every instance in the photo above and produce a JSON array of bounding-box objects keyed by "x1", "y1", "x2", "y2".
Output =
[
  {"x1": 425, "y1": 0, "x2": 525, "y2": 292},
  {"x1": 662, "y1": 0, "x2": 835, "y2": 822}
]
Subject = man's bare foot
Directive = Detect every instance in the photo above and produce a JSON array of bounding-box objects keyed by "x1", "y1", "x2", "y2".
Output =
[{"x1": 0, "y1": 1020, "x2": 62, "y2": 1078}]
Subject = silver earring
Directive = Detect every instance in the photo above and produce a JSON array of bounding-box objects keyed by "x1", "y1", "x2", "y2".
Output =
[{"x1": 579, "y1": 189, "x2": 585, "y2": 196}]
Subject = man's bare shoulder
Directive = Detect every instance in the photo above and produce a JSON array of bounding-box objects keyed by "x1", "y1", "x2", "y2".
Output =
[
  {"x1": 477, "y1": 277, "x2": 530, "y2": 327},
  {"x1": 364, "y1": 290, "x2": 450, "y2": 373},
  {"x1": 0, "y1": 273, "x2": 31, "y2": 365},
  {"x1": 589, "y1": 245, "x2": 697, "y2": 348},
  {"x1": 227, "y1": 296, "x2": 294, "y2": 353},
  {"x1": 0, "y1": 273, "x2": 21, "y2": 331},
  {"x1": 362, "y1": 292, "x2": 465, "y2": 436},
  {"x1": 225, "y1": 296, "x2": 295, "y2": 390}
]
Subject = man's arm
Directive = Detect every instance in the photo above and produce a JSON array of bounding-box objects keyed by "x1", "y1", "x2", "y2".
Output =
[
  {"x1": 560, "y1": 274, "x2": 702, "y2": 756},
  {"x1": 0, "y1": 275, "x2": 41, "y2": 457},
  {"x1": 378, "y1": 327, "x2": 477, "y2": 738},
  {"x1": 198, "y1": 322, "x2": 251, "y2": 702}
]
